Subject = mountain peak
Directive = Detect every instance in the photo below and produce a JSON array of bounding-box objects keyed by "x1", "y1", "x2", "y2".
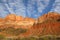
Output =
[{"x1": 38, "y1": 12, "x2": 60, "y2": 23}]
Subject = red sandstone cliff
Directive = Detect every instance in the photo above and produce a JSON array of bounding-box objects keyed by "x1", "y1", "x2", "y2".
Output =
[{"x1": 0, "y1": 12, "x2": 60, "y2": 38}]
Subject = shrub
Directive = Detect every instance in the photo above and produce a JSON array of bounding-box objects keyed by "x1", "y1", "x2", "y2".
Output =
[
  {"x1": 3, "y1": 27, "x2": 27, "y2": 36},
  {"x1": 0, "y1": 35, "x2": 5, "y2": 40}
]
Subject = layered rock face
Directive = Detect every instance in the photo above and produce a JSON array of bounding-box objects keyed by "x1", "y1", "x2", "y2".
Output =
[
  {"x1": 0, "y1": 12, "x2": 60, "y2": 37},
  {"x1": 38, "y1": 12, "x2": 60, "y2": 23},
  {"x1": 19, "y1": 12, "x2": 60, "y2": 37},
  {"x1": 0, "y1": 14, "x2": 36, "y2": 29}
]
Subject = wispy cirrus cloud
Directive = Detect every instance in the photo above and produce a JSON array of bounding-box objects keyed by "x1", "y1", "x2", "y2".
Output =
[{"x1": 50, "y1": 0, "x2": 60, "y2": 13}]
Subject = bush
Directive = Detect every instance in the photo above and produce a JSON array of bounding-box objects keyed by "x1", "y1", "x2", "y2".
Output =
[
  {"x1": 3, "y1": 27, "x2": 27, "y2": 36},
  {"x1": 14, "y1": 28, "x2": 27, "y2": 35},
  {"x1": 0, "y1": 35, "x2": 5, "y2": 40}
]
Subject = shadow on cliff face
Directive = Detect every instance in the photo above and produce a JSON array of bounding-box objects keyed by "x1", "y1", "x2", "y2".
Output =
[{"x1": 20, "y1": 12, "x2": 60, "y2": 37}]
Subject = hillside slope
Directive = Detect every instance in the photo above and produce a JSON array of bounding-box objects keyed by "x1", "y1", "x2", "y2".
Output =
[{"x1": 0, "y1": 12, "x2": 60, "y2": 38}]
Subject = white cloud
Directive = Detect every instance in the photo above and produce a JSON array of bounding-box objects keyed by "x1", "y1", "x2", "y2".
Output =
[
  {"x1": 55, "y1": 0, "x2": 60, "y2": 2},
  {"x1": 50, "y1": 0, "x2": 60, "y2": 13}
]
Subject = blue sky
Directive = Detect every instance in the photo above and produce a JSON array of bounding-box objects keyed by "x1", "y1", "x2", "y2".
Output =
[{"x1": 0, "y1": 0, "x2": 60, "y2": 18}]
